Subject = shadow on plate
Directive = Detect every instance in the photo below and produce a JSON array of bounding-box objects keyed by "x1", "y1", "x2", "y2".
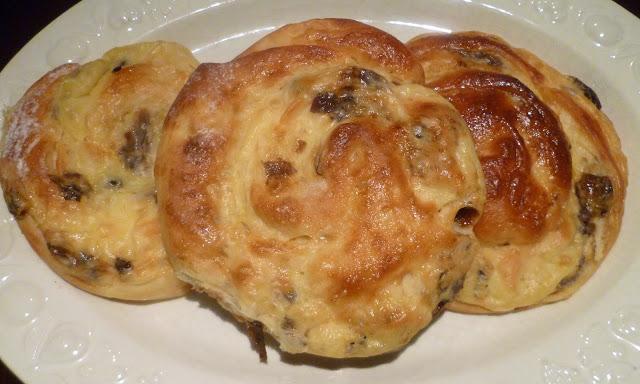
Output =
[{"x1": 185, "y1": 290, "x2": 450, "y2": 369}]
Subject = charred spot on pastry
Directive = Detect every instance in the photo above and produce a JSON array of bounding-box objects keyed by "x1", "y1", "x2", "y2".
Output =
[
  {"x1": 454, "y1": 207, "x2": 479, "y2": 227},
  {"x1": 106, "y1": 178, "x2": 123, "y2": 189},
  {"x1": 49, "y1": 172, "x2": 92, "y2": 202},
  {"x1": 3, "y1": 189, "x2": 28, "y2": 219},
  {"x1": 264, "y1": 159, "x2": 296, "y2": 190},
  {"x1": 246, "y1": 320, "x2": 267, "y2": 363},
  {"x1": 570, "y1": 76, "x2": 602, "y2": 109},
  {"x1": 575, "y1": 173, "x2": 613, "y2": 235},
  {"x1": 310, "y1": 90, "x2": 356, "y2": 121},
  {"x1": 119, "y1": 109, "x2": 151, "y2": 171},
  {"x1": 340, "y1": 66, "x2": 387, "y2": 87},
  {"x1": 114, "y1": 257, "x2": 133, "y2": 275},
  {"x1": 455, "y1": 49, "x2": 502, "y2": 67},
  {"x1": 281, "y1": 316, "x2": 296, "y2": 331},
  {"x1": 284, "y1": 289, "x2": 297, "y2": 303},
  {"x1": 112, "y1": 61, "x2": 126, "y2": 73}
]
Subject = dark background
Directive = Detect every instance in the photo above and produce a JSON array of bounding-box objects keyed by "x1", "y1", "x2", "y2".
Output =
[{"x1": 0, "y1": 0, "x2": 639, "y2": 382}]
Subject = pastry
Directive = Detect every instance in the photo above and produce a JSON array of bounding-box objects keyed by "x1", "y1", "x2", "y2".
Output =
[
  {"x1": 407, "y1": 32, "x2": 627, "y2": 312},
  {"x1": 0, "y1": 41, "x2": 198, "y2": 300},
  {"x1": 156, "y1": 19, "x2": 485, "y2": 357}
]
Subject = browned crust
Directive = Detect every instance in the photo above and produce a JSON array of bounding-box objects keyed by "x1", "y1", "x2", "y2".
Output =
[
  {"x1": 239, "y1": 18, "x2": 425, "y2": 84},
  {"x1": 157, "y1": 24, "x2": 485, "y2": 357},
  {"x1": 428, "y1": 70, "x2": 572, "y2": 246},
  {"x1": 14, "y1": 212, "x2": 186, "y2": 300},
  {"x1": 408, "y1": 31, "x2": 627, "y2": 313},
  {"x1": 1, "y1": 43, "x2": 196, "y2": 301},
  {"x1": 159, "y1": 46, "x2": 342, "y2": 258}
]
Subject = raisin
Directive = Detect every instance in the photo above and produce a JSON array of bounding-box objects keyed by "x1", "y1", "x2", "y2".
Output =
[
  {"x1": 264, "y1": 160, "x2": 296, "y2": 178},
  {"x1": 455, "y1": 49, "x2": 502, "y2": 67},
  {"x1": 49, "y1": 173, "x2": 92, "y2": 201},
  {"x1": 281, "y1": 317, "x2": 295, "y2": 330},
  {"x1": 112, "y1": 61, "x2": 126, "y2": 73},
  {"x1": 106, "y1": 179, "x2": 123, "y2": 189},
  {"x1": 432, "y1": 300, "x2": 447, "y2": 318},
  {"x1": 575, "y1": 173, "x2": 613, "y2": 235},
  {"x1": 474, "y1": 268, "x2": 489, "y2": 295},
  {"x1": 557, "y1": 256, "x2": 586, "y2": 289},
  {"x1": 284, "y1": 290, "x2": 297, "y2": 303},
  {"x1": 119, "y1": 109, "x2": 151, "y2": 171},
  {"x1": 340, "y1": 66, "x2": 386, "y2": 86},
  {"x1": 3, "y1": 189, "x2": 28, "y2": 219},
  {"x1": 77, "y1": 251, "x2": 95, "y2": 265},
  {"x1": 310, "y1": 90, "x2": 356, "y2": 121},
  {"x1": 263, "y1": 159, "x2": 296, "y2": 190},
  {"x1": 450, "y1": 278, "x2": 464, "y2": 296},
  {"x1": 114, "y1": 257, "x2": 133, "y2": 274},
  {"x1": 47, "y1": 243, "x2": 76, "y2": 267},
  {"x1": 570, "y1": 76, "x2": 602, "y2": 109}
]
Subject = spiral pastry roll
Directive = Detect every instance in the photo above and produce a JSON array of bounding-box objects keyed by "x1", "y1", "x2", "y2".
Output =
[
  {"x1": 0, "y1": 42, "x2": 198, "y2": 300},
  {"x1": 156, "y1": 19, "x2": 485, "y2": 357},
  {"x1": 407, "y1": 32, "x2": 627, "y2": 313}
]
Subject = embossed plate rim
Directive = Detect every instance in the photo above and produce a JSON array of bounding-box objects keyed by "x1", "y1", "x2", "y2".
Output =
[{"x1": 1, "y1": 0, "x2": 640, "y2": 383}]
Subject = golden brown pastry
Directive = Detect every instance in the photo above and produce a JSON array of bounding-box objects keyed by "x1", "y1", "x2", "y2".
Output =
[
  {"x1": 407, "y1": 32, "x2": 627, "y2": 313},
  {"x1": 0, "y1": 42, "x2": 198, "y2": 300},
  {"x1": 156, "y1": 19, "x2": 485, "y2": 358}
]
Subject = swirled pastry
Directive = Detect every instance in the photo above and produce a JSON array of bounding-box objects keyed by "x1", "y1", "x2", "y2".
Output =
[
  {"x1": 407, "y1": 32, "x2": 627, "y2": 313},
  {"x1": 157, "y1": 19, "x2": 485, "y2": 357},
  {"x1": 0, "y1": 42, "x2": 198, "y2": 300}
]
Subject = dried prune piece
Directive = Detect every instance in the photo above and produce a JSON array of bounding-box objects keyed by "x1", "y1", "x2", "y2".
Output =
[{"x1": 247, "y1": 321, "x2": 267, "y2": 363}]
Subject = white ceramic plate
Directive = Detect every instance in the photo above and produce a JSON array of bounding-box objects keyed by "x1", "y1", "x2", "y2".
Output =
[{"x1": 1, "y1": 0, "x2": 639, "y2": 383}]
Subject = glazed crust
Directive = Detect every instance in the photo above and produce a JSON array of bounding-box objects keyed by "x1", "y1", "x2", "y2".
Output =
[
  {"x1": 239, "y1": 18, "x2": 425, "y2": 84},
  {"x1": 0, "y1": 42, "x2": 198, "y2": 300},
  {"x1": 157, "y1": 19, "x2": 485, "y2": 357},
  {"x1": 407, "y1": 32, "x2": 627, "y2": 313}
]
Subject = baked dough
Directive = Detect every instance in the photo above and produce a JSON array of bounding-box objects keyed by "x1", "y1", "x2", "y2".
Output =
[
  {"x1": 156, "y1": 19, "x2": 485, "y2": 357},
  {"x1": 0, "y1": 41, "x2": 198, "y2": 300},
  {"x1": 407, "y1": 32, "x2": 627, "y2": 312}
]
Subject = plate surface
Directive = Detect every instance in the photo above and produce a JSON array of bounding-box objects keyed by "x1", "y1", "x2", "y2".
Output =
[{"x1": 1, "y1": 1, "x2": 640, "y2": 383}]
